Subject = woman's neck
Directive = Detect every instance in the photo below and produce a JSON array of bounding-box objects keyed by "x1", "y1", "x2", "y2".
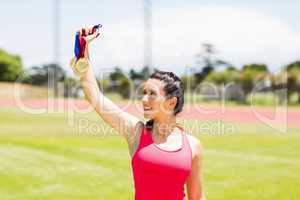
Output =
[{"x1": 152, "y1": 116, "x2": 177, "y2": 139}]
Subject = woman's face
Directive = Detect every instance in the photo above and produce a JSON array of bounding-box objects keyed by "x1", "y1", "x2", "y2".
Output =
[{"x1": 141, "y1": 78, "x2": 177, "y2": 120}]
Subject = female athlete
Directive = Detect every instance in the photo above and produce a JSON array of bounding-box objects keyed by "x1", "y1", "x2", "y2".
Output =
[{"x1": 70, "y1": 26, "x2": 205, "y2": 200}]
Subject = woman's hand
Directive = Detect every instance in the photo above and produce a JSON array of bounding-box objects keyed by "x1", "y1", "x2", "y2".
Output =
[
  {"x1": 77, "y1": 26, "x2": 101, "y2": 58},
  {"x1": 79, "y1": 26, "x2": 100, "y2": 42},
  {"x1": 70, "y1": 26, "x2": 101, "y2": 76}
]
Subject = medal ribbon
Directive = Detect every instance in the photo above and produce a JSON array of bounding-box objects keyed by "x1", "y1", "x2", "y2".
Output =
[{"x1": 74, "y1": 24, "x2": 102, "y2": 59}]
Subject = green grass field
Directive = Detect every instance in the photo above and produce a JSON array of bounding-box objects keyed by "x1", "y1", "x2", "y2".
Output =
[{"x1": 0, "y1": 108, "x2": 299, "y2": 200}]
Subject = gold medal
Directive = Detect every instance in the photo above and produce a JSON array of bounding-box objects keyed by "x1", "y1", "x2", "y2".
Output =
[
  {"x1": 70, "y1": 57, "x2": 76, "y2": 68},
  {"x1": 75, "y1": 58, "x2": 90, "y2": 74},
  {"x1": 69, "y1": 57, "x2": 90, "y2": 76}
]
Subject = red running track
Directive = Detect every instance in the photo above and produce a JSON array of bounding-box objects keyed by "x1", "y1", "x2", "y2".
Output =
[{"x1": 0, "y1": 98, "x2": 299, "y2": 128}]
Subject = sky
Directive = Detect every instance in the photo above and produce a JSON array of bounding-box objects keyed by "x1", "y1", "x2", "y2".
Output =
[{"x1": 0, "y1": 0, "x2": 300, "y2": 75}]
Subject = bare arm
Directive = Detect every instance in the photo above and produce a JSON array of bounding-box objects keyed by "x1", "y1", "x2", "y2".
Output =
[
  {"x1": 72, "y1": 27, "x2": 143, "y2": 154},
  {"x1": 186, "y1": 136, "x2": 205, "y2": 200}
]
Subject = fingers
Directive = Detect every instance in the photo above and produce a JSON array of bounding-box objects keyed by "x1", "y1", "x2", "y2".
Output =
[
  {"x1": 77, "y1": 27, "x2": 92, "y2": 36},
  {"x1": 77, "y1": 27, "x2": 100, "y2": 49},
  {"x1": 83, "y1": 27, "x2": 91, "y2": 37},
  {"x1": 85, "y1": 29, "x2": 100, "y2": 43},
  {"x1": 77, "y1": 26, "x2": 101, "y2": 44}
]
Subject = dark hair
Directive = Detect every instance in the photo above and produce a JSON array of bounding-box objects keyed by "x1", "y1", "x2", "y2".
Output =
[{"x1": 146, "y1": 70, "x2": 184, "y2": 129}]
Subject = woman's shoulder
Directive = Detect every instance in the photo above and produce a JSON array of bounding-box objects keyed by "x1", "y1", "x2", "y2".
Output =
[{"x1": 185, "y1": 133, "x2": 203, "y2": 159}]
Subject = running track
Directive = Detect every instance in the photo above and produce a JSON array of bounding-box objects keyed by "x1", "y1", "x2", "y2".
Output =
[{"x1": 1, "y1": 98, "x2": 299, "y2": 128}]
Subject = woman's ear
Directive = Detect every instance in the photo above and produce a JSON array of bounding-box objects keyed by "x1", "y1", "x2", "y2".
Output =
[{"x1": 168, "y1": 96, "x2": 178, "y2": 109}]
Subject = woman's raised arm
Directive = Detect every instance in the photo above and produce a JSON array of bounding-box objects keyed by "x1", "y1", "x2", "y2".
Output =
[{"x1": 71, "y1": 27, "x2": 143, "y2": 154}]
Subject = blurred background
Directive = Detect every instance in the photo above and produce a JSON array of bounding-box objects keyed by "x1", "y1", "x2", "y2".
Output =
[{"x1": 0, "y1": 0, "x2": 299, "y2": 199}]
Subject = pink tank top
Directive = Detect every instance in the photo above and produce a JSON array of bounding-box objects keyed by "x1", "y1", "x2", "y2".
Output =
[{"x1": 131, "y1": 126, "x2": 192, "y2": 200}]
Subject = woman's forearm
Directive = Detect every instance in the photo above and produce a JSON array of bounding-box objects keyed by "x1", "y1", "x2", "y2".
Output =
[
  {"x1": 80, "y1": 66, "x2": 102, "y2": 108},
  {"x1": 78, "y1": 59, "x2": 140, "y2": 140},
  {"x1": 79, "y1": 65, "x2": 121, "y2": 120}
]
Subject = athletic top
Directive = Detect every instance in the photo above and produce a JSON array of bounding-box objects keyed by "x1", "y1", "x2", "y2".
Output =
[{"x1": 131, "y1": 126, "x2": 192, "y2": 200}]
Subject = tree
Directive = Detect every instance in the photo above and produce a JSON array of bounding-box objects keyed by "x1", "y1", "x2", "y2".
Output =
[
  {"x1": 109, "y1": 67, "x2": 132, "y2": 99},
  {"x1": 271, "y1": 69, "x2": 300, "y2": 104},
  {"x1": 286, "y1": 60, "x2": 300, "y2": 71},
  {"x1": 109, "y1": 67, "x2": 125, "y2": 82},
  {"x1": 129, "y1": 66, "x2": 152, "y2": 81},
  {"x1": 284, "y1": 61, "x2": 300, "y2": 103},
  {"x1": 181, "y1": 75, "x2": 196, "y2": 91},
  {"x1": 194, "y1": 43, "x2": 230, "y2": 83},
  {"x1": 239, "y1": 63, "x2": 270, "y2": 98},
  {"x1": 242, "y1": 63, "x2": 269, "y2": 72},
  {"x1": 226, "y1": 66, "x2": 237, "y2": 72},
  {"x1": 25, "y1": 63, "x2": 66, "y2": 86},
  {"x1": 205, "y1": 70, "x2": 239, "y2": 85},
  {"x1": 21, "y1": 63, "x2": 66, "y2": 97},
  {"x1": 119, "y1": 76, "x2": 131, "y2": 99},
  {"x1": 239, "y1": 69, "x2": 257, "y2": 97},
  {"x1": 0, "y1": 49, "x2": 24, "y2": 82},
  {"x1": 129, "y1": 69, "x2": 143, "y2": 80},
  {"x1": 271, "y1": 61, "x2": 300, "y2": 104},
  {"x1": 63, "y1": 77, "x2": 80, "y2": 98},
  {"x1": 204, "y1": 70, "x2": 244, "y2": 101}
]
